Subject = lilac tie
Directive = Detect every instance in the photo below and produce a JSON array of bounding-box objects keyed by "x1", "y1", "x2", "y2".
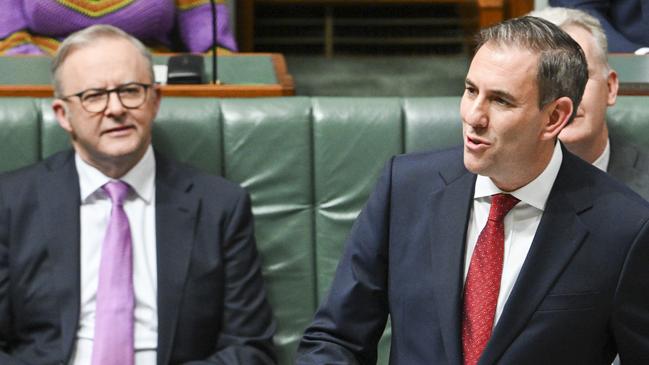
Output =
[{"x1": 92, "y1": 181, "x2": 135, "y2": 365}]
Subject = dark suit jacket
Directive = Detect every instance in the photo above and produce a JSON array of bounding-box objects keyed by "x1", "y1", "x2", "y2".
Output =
[
  {"x1": 0, "y1": 150, "x2": 276, "y2": 365},
  {"x1": 296, "y1": 146, "x2": 649, "y2": 365},
  {"x1": 549, "y1": 0, "x2": 649, "y2": 52},
  {"x1": 609, "y1": 134, "x2": 649, "y2": 201}
]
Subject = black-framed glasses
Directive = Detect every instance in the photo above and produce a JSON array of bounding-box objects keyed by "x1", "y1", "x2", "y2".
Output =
[{"x1": 60, "y1": 82, "x2": 153, "y2": 113}]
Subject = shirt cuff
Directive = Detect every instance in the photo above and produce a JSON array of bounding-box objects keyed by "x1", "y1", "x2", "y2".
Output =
[{"x1": 634, "y1": 47, "x2": 649, "y2": 55}]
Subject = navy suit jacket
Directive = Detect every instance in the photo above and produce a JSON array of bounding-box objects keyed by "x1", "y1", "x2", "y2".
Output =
[
  {"x1": 0, "y1": 150, "x2": 276, "y2": 365},
  {"x1": 609, "y1": 134, "x2": 649, "y2": 200},
  {"x1": 297, "y1": 146, "x2": 649, "y2": 364},
  {"x1": 549, "y1": 0, "x2": 649, "y2": 52}
]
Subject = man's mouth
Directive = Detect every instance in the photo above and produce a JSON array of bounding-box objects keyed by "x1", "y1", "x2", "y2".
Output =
[
  {"x1": 466, "y1": 135, "x2": 491, "y2": 149},
  {"x1": 102, "y1": 125, "x2": 135, "y2": 136}
]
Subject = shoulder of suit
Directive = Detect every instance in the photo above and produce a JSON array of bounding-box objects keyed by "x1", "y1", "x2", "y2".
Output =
[
  {"x1": 394, "y1": 145, "x2": 463, "y2": 166},
  {"x1": 392, "y1": 145, "x2": 466, "y2": 176},
  {"x1": 0, "y1": 149, "x2": 73, "y2": 184},
  {"x1": 380, "y1": 145, "x2": 469, "y2": 193},
  {"x1": 610, "y1": 133, "x2": 649, "y2": 169},
  {"x1": 155, "y1": 153, "x2": 247, "y2": 198},
  {"x1": 607, "y1": 136, "x2": 649, "y2": 200},
  {"x1": 0, "y1": 150, "x2": 74, "y2": 207},
  {"x1": 571, "y1": 149, "x2": 649, "y2": 211}
]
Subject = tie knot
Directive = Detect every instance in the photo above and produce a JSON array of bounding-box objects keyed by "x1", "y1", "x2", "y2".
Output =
[
  {"x1": 488, "y1": 193, "x2": 519, "y2": 222},
  {"x1": 102, "y1": 180, "x2": 129, "y2": 205}
]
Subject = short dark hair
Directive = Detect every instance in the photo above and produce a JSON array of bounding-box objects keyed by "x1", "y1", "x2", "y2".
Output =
[{"x1": 475, "y1": 16, "x2": 588, "y2": 123}]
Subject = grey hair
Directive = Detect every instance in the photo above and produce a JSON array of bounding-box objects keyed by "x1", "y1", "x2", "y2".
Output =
[
  {"x1": 475, "y1": 16, "x2": 588, "y2": 123},
  {"x1": 529, "y1": 7, "x2": 609, "y2": 75},
  {"x1": 51, "y1": 24, "x2": 154, "y2": 97}
]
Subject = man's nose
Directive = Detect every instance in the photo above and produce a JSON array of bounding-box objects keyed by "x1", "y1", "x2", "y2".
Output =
[
  {"x1": 464, "y1": 98, "x2": 488, "y2": 128},
  {"x1": 104, "y1": 91, "x2": 125, "y2": 117}
]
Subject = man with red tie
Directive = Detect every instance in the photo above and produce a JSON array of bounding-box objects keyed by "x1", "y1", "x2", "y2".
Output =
[
  {"x1": 297, "y1": 16, "x2": 649, "y2": 365},
  {"x1": 0, "y1": 25, "x2": 276, "y2": 364}
]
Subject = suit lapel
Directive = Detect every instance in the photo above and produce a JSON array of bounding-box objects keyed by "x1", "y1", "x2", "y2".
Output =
[
  {"x1": 428, "y1": 166, "x2": 475, "y2": 365},
  {"x1": 38, "y1": 151, "x2": 81, "y2": 360},
  {"x1": 479, "y1": 153, "x2": 592, "y2": 365},
  {"x1": 154, "y1": 156, "x2": 200, "y2": 365}
]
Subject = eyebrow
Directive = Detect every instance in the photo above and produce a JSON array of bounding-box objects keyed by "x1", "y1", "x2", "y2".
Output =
[{"x1": 465, "y1": 78, "x2": 518, "y2": 104}]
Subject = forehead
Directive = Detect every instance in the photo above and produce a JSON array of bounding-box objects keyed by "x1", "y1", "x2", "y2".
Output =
[
  {"x1": 467, "y1": 42, "x2": 539, "y2": 97},
  {"x1": 563, "y1": 25, "x2": 602, "y2": 69},
  {"x1": 58, "y1": 38, "x2": 150, "y2": 92}
]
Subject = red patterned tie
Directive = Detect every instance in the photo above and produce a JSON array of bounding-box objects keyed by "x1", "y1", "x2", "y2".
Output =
[{"x1": 462, "y1": 193, "x2": 519, "y2": 365}]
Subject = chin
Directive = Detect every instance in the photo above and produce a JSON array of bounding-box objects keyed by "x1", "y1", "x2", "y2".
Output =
[
  {"x1": 100, "y1": 145, "x2": 145, "y2": 163},
  {"x1": 463, "y1": 156, "x2": 485, "y2": 175}
]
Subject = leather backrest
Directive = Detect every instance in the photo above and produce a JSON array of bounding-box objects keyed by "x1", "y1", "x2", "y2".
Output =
[{"x1": 1, "y1": 96, "x2": 648, "y2": 365}]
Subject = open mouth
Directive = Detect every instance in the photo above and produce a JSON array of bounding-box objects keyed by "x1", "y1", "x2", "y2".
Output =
[{"x1": 466, "y1": 135, "x2": 491, "y2": 149}]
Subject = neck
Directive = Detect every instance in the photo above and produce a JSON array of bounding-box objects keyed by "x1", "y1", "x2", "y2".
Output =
[
  {"x1": 491, "y1": 143, "x2": 556, "y2": 192},
  {"x1": 563, "y1": 130, "x2": 608, "y2": 164},
  {"x1": 75, "y1": 148, "x2": 147, "y2": 179},
  {"x1": 491, "y1": 174, "x2": 535, "y2": 193},
  {"x1": 95, "y1": 164, "x2": 134, "y2": 179}
]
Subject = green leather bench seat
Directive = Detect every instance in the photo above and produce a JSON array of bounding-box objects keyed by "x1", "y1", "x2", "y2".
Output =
[{"x1": 1, "y1": 96, "x2": 648, "y2": 365}]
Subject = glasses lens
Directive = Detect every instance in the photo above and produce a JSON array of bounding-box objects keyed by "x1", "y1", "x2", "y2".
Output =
[
  {"x1": 76, "y1": 83, "x2": 149, "y2": 112},
  {"x1": 80, "y1": 90, "x2": 109, "y2": 113},
  {"x1": 118, "y1": 84, "x2": 147, "y2": 108}
]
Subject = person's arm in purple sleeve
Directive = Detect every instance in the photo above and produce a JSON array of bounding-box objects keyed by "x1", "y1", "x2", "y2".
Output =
[
  {"x1": 175, "y1": 0, "x2": 238, "y2": 52},
  {"x1": 549, "y1": 0, "x2": 645, "y2": 52},
  {"x1": 0, "y1": 0, "x2": 46, "y2": 55}
]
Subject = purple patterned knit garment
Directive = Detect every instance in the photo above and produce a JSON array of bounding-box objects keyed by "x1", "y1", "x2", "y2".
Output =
[{"x1": 0, "y1": 0, "x2": 237, "y2": 54}]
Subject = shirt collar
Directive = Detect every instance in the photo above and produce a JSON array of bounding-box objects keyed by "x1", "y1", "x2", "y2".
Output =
[
  {"x1": 592, "y1": 138, "x2": 610, "y2": 172},
  {"x1": 474, "y1": 141, "x2": 563, "y2": 211},
  {"x1": 76, "y1": 145, "x2": 156, "y2": 203}
]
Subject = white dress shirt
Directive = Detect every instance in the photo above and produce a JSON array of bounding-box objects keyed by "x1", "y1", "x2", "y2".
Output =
[
  {"x1": 635, "y1": 47, "x2": 649, "y2": 55},
  {"x1": 592, "y1": 138, "x2": 611, "y2": 172},
  {"x1": 69, "y1": 146, "x2": 158, "y2": 365},
  {"x1": 464, "y1": 142, "x2": 563, "y2": 326}
]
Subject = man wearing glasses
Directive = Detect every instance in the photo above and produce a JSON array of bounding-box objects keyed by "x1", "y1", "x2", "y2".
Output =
[{"x1": 0, "y1": 25, "x2": 277, "y2": 364}]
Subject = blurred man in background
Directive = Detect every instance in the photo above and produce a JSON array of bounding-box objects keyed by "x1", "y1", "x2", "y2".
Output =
[{"x1": 531, "y1": 6, "x2": 649, "y2": 200}]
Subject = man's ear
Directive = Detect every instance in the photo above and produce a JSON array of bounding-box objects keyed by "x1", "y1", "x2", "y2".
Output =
[
  {"x1": 542, "y1": 96, "x2": 573, "y2": 141},
  {"x1": 151, "y1": 84, "x2": 162, "y2": 117},
  {"x1": 52, "y1": 99, "x2": 73, "y2": 133},
  {"x1": 606, "y1": 69, "x2": 619, "y2": 106}
]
